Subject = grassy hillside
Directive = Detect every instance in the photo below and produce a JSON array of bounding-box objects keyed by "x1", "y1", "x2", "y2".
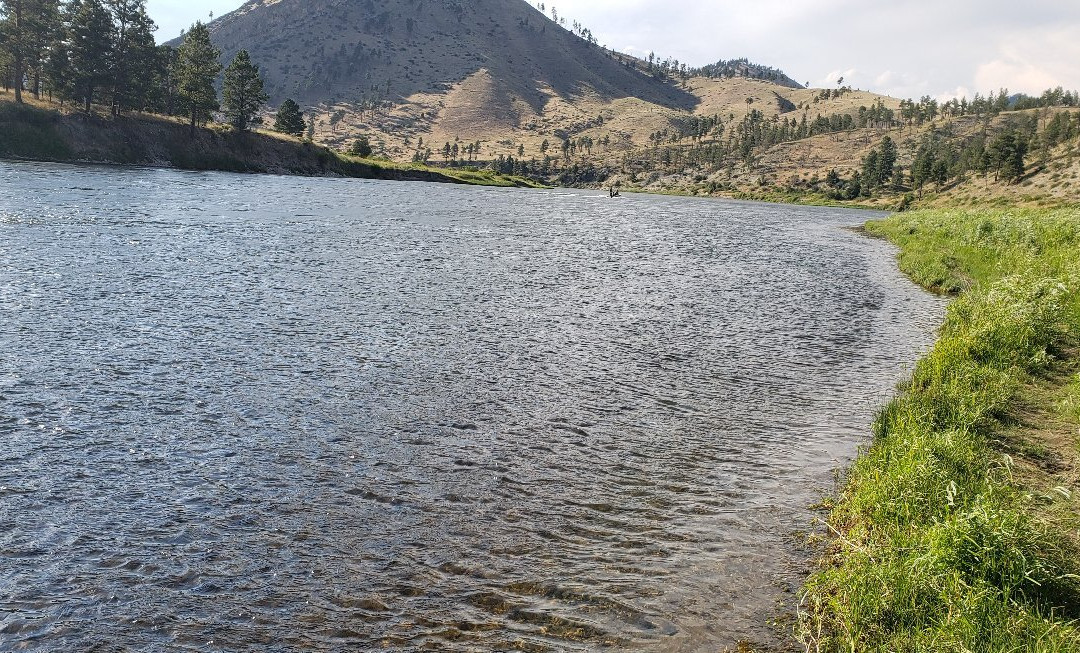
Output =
[
  {"x1": 0, "y1": 92, "x2": 540, "y2": 187},
  {"x1": 802, "y1": 207, "x2": 1080, "y2": 651}
]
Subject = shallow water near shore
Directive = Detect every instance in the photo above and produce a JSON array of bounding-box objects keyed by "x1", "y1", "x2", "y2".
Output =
[{"x1": 0, "y1": 161, "x2": 944, "y2": 651}]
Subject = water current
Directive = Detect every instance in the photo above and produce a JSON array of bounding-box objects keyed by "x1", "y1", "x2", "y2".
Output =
[{"x1": 0, "y1": 161, "x2": 945, "y2": 651}]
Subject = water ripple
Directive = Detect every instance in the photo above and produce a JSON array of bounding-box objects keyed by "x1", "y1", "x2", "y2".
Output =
[{"x1": 0, "y1": 161, "x2": 945, "y2": 651}]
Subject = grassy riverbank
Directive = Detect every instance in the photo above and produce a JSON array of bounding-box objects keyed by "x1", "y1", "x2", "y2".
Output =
[
  {"x1": 801, "y1": 207, "x2": 1080, "y2": 650},
  {"x1": 0, "y1": 96, "x2": 541, "y2": 188}
]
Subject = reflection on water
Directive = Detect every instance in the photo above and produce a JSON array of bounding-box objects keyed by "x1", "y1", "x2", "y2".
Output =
[{"x1": 0, "y1": 161, "x2": 944, "y2": 651}]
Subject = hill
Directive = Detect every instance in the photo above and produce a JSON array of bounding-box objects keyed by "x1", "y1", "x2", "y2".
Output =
[
  {"x1": 195, "y1": 0, "x2": 696, "y2": 112},
  {"x1": 184, "y1": 0, "x2": 930, "y2": 196},
  {"x1": 191, "y1": 0, "x2": 838, "y2": 163}
]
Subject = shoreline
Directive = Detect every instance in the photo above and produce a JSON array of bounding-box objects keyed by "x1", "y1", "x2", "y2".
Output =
[
  {"x1": 0, "y1": 98, "x2": 543, "y2": 189},
  {"x1": 800, "y1": 206, "x2": 1080, "y2": 650}
]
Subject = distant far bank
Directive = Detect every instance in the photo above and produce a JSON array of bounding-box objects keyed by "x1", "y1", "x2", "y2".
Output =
[{"x1": 0, "y1": 94, "x2": 542, "y2": 189}]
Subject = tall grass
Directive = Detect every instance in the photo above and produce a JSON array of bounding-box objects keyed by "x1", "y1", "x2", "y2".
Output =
[{"x1": 801, "y1": 207, "x2": 1080, "y2": 652}]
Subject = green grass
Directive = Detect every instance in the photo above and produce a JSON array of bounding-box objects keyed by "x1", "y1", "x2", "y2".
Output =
[
  {"x1": 1058, "y1": 374, "x2": 1080, "y2": 421},
  {"x1": 801, "y1": 207, "x2": 1080, "y2": 652}
]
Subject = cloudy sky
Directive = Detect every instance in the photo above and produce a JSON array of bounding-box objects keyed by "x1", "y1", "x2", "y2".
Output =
[{"x1": 148, "y1": 0, "x2": 1080, "y2": 100}]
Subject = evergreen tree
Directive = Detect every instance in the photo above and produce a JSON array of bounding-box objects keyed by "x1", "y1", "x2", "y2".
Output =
[
  {"x1": 43, "y1": 30, "x2": 71, "y2": 101},
  {"x1": 911, "y1": 143, "x2": 935, "y2": 191},
  {"x1": 890, "y1": 165, "x2": 904, "y2": 191},
  {"x1": 221, "y1": 49, "x2": 265, "y2": 131},
  {"x1": 0, "y1": 0, "x2": 28, "y2": 102},
  {"x1": 988, "y1": 130, "x2": 1026, "y2": 183},
  {"x1": 67, "y1": 0, "x2": 113, "y2": 110},
  {"x1": 26, "y1": 0, "x2": 60, "y2": 99},
  {"x1": 175, "y1": 21, "x2": 220, "y2": 133},
  {"x1": 273, "y1": 97, "x2": 304, "y2": 136},
  {"x1": 349, "y1": 135, "x2": 372, "y2": 157},
  {"x1": 1, "y1": 0, "x2": 60, "y2": 102},
  {"x1": 154, "y1": 44, "x2": 177, "y2": 114},
  {"x1": 118, "y1": 9, "x2": 157, "y2": 111},
  {"x1": 861, "y1": 148, "x2": 880, "y2": 189},
  {"x1": 106, "y1": 0, "x2": 155, "y2": 114},
  {"x1": 879, "y1": 135, "x2": 897, "y2": 182}
]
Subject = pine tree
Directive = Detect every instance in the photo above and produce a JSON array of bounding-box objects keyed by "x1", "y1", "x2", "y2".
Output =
[
  {"x1": 175, "y1": 21, "x2": 220, "y2": 133},
  {"x1": 988, "y1": 131, "x2": 1026, "y2": 184},
  {"x1": 861, "y1": 148, "x2": 880, "y2": 190},
  {"x1": 26, "y1": 0, "x2": 60, "y2": 99},
  {"x1": 106, "y1": 0, "x2": 155, "y2": 115},
  {"x1": 0, "y1": 0, "x2": 29, "y2": 102},
  {"x1": 911, "y1": 143, "x2": 935, "y2": 192},
  {"x1": 0, "y1": 44, "x2": 10, "y2": 93},
  {"x1": 43, "y1": 30, "x2": 71, "y2": 101},
  {"x1": 349, "y1": 135, "x2": 372, "y2": 157},
  {"x1": 879, "y1": 135, "x2": 897, "y2": 182},
  {"x1": 1, "y1": 0, "x2": 60, "y2": 102},
  {"x1": 273, "y1": 97, "x2": 304, "y2": 136},
  {"x1": 221, "y1": 49, "x2": 266, "y2": 131},
  {"x1": 118, "y1": 9, "x2": 157, "y2": 111},
  {"x1": 154, "y1": 44, "x2": 177, "y2": 114},
  {"x1": 67, "y1": 0, "x2": 113, "y2": 110}
]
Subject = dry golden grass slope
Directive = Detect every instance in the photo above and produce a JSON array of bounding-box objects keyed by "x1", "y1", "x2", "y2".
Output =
[{"x1": 306, "y1": 75, "x2": 904, "y2": 166}]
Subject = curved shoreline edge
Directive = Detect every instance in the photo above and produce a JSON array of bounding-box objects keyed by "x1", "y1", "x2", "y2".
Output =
[
  {"x1": 799, "y1": 207, "x2": 1080, "y2": 651},
  {"x1": 0, "y1": 99, "x2": 542, "y2": 189}
]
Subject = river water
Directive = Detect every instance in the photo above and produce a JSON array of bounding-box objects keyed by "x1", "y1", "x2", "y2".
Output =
[{"x1": 0, "y1": 161, "x2": 944, "y2": 651}]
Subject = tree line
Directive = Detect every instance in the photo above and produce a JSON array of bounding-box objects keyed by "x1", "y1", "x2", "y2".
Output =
[
  {"x1": 1, "y1": 0, "x2": 316, "y2": 137},
  {"x1": 1, "y1": 0, "x2": 161, "y2": 112}
]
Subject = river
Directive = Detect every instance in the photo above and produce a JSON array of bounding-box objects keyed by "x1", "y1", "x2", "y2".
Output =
[{"x1": 0, "y1": 161, "x2": 944, "y2": 651}]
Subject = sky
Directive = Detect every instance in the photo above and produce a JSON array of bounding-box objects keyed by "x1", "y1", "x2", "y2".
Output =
[{"x1": 147, "y1": 0, "x2": 1080, "y2": 101}]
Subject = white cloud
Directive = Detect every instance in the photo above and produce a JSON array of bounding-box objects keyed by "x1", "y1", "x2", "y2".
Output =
[
  {"x1": 937, "y1": 87, "x2": 974, "y2": 103},
  {"x1": 552, "y1": 0, "x2": 1080, "y2": 98},
  {"x1": 816, "y1": 69, "x2": 857, "y2": 89},
  {"x1": 874, "y1": 71, "x2": 896, "y2": 88},
  {"x1": 974, "y1": 60, "x2": 1059, "y2": 95},
  {"x1": 973, "y1": 30, "x2": 1080, "y2": 95}
]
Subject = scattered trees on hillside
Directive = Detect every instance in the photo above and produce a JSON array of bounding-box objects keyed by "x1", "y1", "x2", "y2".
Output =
[
  {"x1": 694, "y1": 58, "x2": 793, "y2": 85},
  {"x1": 815, "y1": 117, "x2": 1047, "y2": 200}
]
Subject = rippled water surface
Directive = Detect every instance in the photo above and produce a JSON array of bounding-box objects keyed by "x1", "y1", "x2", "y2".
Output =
[{"x1": 0, "y1": 161, "x2": 945, "y2": 651}]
